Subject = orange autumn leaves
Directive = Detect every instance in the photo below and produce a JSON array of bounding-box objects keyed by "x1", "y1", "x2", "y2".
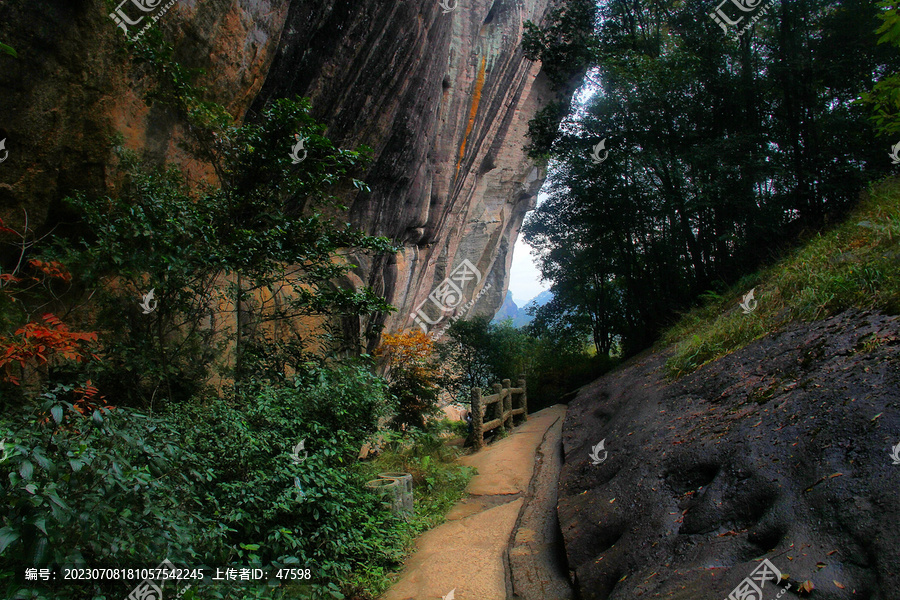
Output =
[
  {"x1": 0, "y1": 249, "x2": 99, "y2": 387},
  {"x1": 0, "y1": 259, "x2": 72, "y2": 287},
  {"x1": 0, "y1": 251, "x2": 109, "y2": 425},
  {"x1": 0, "y1": 313, "x2": 100, "y2": 386},
  {"x1": 375, "y1": 330, "x2": 443, "y2": 429},
  {"x1": 376, "y1": 330, "x2": 440, "y2": 379}
]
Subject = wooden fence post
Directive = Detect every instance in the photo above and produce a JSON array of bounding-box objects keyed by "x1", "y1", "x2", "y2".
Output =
[
  {"x1": 471, "y1": 387, "x2": 484, "y2": 450},
  {"x1": 502, "y1": 379, "x2": 511, "y2": 431},
  {"x1": 491, "y1": 382, "x2": 502, "y2": 428},
  {"x1": 518, "y1": 374, "x2": 527, "y2": 423}
]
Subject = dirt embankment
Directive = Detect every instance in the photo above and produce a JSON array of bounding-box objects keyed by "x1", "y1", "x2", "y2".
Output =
[{"x1": 558, "y1": 309, "x2": 900, "y2": 600}]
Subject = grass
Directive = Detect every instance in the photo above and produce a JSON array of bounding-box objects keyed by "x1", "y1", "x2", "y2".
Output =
[
  {"x1": 341, "y1": 421, "x2": 475, "y2": 598},
  {"x1": 662, "y1": 176, "x2": 900, "y2": 379}
]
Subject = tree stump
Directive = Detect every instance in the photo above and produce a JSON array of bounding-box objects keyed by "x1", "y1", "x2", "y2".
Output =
[
  {"x1": 365, "y1": 478, "x2": 404, "y2": 515},
  {"x1": 378, "y1": 472, "x2": 413, "y2": 514}
]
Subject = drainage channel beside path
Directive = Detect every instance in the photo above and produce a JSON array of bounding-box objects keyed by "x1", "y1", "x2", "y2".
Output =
[{"x1": 380, "y1": 404, "x2": 573, "y2": 600}]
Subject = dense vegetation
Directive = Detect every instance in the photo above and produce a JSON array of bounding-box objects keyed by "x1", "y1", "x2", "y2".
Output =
[
  {"x1": 663, "y1": 175, "x2": 900, "y2": 378},
  {"x1": 0, "y1": 32, "x2": 473, "y2": 600},
  {"x1": 4, "y1": 1, "x2": 900, "y2": 599},
  {"x1": 522, "y1": 0, "x2": 900, "y2": 357},
  {"x1": 438, "y1": 317, "x2": 616, "y2": 413}
]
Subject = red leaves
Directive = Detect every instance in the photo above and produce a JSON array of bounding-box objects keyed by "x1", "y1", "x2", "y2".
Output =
[
  {"x1": 0, "y1": 314, "x2": 100, "y2": 385},
  {"x1": 26, "y1": 259, "x2": 72, "y2": 283},
  {"x1": 73, "y1": 379, "x2": 114, "y2": 416},
  {"x1": 0, "y1": 217, "x2": 19, "y2": 237}
]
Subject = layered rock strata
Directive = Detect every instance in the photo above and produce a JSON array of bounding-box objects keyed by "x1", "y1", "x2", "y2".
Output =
[{"x1": 0, "y1": 0, "x2": 568, "y2": 344}]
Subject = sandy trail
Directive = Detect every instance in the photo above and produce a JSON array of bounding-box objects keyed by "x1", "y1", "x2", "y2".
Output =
[{"x1": 380, "y1": 405, "x2": 573, "y2": 600}]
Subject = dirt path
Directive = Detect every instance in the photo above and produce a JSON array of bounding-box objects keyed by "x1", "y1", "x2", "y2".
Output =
[
  {"x1": 508, "y1": 409, "x2": 573, "y2": 600},
  {"x1": 380, "y1": 405, "x2": 572, "y2": 600}
]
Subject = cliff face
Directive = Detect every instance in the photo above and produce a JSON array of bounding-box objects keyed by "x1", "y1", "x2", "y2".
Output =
[{"x1": 0, "y1": 0, "x2": 563, "y2": 344}]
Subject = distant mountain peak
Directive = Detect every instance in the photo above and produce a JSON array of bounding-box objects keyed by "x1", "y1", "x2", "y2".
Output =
[{"x1": 492, "y1": 289, "x2": 553, "y2": 327}]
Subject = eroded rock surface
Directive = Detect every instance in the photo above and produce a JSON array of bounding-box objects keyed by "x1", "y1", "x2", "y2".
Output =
[
  {"x1": 0, "y1": 0, "x2": 568, "y2": 343},
  {"x1": 558, "y1": 309, "x2": 900, "y2": 599}
]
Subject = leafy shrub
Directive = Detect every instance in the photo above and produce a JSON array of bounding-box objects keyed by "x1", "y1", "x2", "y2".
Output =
[
  {"x1": 376, "y1": 332, "x2": 444, "y2": 430},
  {"x1": 348, "y1": 425, "x2": 474, "y2": 598},
  {"x1": 0, "y1": 360, "x2": 404, "y2": 600},
  {"x1": 0, "y1": 394, "x2": 213, "y2": 599}
]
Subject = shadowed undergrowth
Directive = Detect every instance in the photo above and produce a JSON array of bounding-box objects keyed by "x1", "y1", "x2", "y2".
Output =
[{"x1": 663, "y1": 176, "x2": 900, "y2": 378}]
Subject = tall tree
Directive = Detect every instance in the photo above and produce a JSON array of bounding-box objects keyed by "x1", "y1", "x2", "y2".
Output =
[{"x1": 523, "y1": 0, "x2": 897, "y2": 355}]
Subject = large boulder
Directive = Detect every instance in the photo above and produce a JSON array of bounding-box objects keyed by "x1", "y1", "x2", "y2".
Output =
[{"x1": 558, "y1": 309, "x2": 900, "y2": 599}]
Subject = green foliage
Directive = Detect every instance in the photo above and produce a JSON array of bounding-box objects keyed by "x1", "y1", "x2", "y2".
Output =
[
  {"x1": 439, "y1": 317, "x2": 614, "y2": 413},
  {"x1": 349, "y1": 427, "x2": 474, "y2": 598},
  {"x1": 441, "y1": 317, "x2": 533, "y2": 391},
  {"x1": 0, "y1": 29, "x2": 410, "y2": 600},
  {"x1": 0, "y1": 395, "x2": 214, "y2": 599},
  {"x1": 522, "y1": 0, "x2": 597, "y2": 156},
  {"x1": 46, "y1": 35, "x2": 396, "y2": 407},
  {"x1": 526, "y1": 100, "x2": 569, "y2": 158},
  {"x1": 0, "y1": 360, "x2": 408, "y2": 600},
  {"x1": 664, "y1": 176, "x2": 900, "y2": 377},
  {"x1": 518, "y1": 325, "x2": 617, "y2": 412},
  {"x1": 858, "y1": 0, "x2": 900, "y2": 136},
  {"x1": 0, "y1": 42, "x2": 16, "y2": 58},
  {"x1": 170, "y1": 364, "x2": 394, "y2": 583},
  {"x1": 523, "y1": 0, "x2": 896, "y2": 358},
  {"x1": 522, "y1": 0, "x2": 597, "y2": 89}
]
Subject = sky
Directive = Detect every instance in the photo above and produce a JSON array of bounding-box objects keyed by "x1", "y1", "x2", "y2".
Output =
[
  {"x1": 507, "y1": 235, "x2": 548, "y2": 306},
  {"x1": 505, "y1": 71, "x2": 602, "y2": 307}
]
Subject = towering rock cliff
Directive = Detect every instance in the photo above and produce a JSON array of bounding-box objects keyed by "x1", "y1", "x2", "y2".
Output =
[{"x1": 0, "y1": 0, "x2": 569, "y2": 344}]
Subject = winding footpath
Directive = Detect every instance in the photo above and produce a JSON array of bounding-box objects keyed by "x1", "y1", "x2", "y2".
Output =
[{"x1": 380, "y1": 405, "x2": 573, "y2": 600}]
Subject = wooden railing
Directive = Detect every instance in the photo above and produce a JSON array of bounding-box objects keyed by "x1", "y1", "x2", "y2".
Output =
[{"x1": 470, "y1": 375, "x2": 527, "y2": 450}]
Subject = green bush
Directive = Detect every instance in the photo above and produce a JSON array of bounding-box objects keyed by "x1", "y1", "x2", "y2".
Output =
[
  {"x1": 0, "y1": 361, "x2": 409, "y2": 600},
  {"x1": 348, "y1": 426, "x2": 474, "y2": 598},
  {"x1": 439, "y1": 316, "x2": 615, "y2": 411},
  {"x1": 0, "y1": 392, "x2": 214, "y2": 600}
]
